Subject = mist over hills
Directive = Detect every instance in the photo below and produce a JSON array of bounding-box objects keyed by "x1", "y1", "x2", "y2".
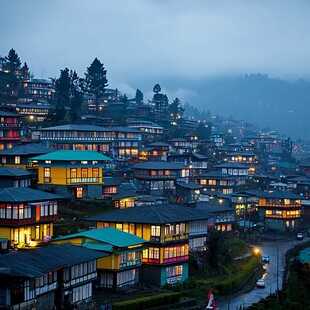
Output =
[{"x1": 153, "y1": 74, "x2": 310, "y2": 140}]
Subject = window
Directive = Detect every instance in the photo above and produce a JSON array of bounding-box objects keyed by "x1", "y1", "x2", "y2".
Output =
[
  {"x1": 151, "y1": 225, "x2": 160, "y2": 236},
  {"x1": 70, "y1": 168, "x2": 77, "y2": 178},
  {"x1": 14, "y1": 156, "x2": 20, "y2": 164},
  {"x1": 92, "y1": 168, "x2": 99, "y2": 178},
  {"x1": 76, "y1": 187, "x2": 83, "y2": 198},
  {"x1": 44, "y1": 167, "x2": 51, "y2": 182},
  {"x1": 208, "y1": 180, "x2": 216, "y2": 185},
  {"x1": 1, "y1": 156, "x2": 6, "y2": 164},
  {"x1": 81, "y1": 168, "x2": 88, "y2": 181}
]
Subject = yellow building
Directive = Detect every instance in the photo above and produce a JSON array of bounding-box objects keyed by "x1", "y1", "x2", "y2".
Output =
[
  {"x1": 88, "y1": 204, "x2": 210, "y2": 287},
  {"x1": 52, "y1": 227, "x2": 148, "y2": 291},
  {"x1": 29, "y1": 150, "x2": 112, "y2": 199}
]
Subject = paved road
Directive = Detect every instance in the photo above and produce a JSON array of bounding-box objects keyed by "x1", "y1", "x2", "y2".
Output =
[{"x1": 216, "y1": 237, "x2": 307, "y2": 310}]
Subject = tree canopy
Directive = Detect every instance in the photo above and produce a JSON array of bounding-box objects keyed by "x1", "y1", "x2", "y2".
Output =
[{"x1": 81, "y1": 58, "x2": 108, "y2": 115}]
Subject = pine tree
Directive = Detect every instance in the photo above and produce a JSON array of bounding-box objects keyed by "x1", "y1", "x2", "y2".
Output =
[
  {"x1": 21, "y1": 62, "x2": 29, "y2": 79},
  {"x1": 5, "y1": 48, "x2": 21, "y2": 75},
  {"x1": 151, "y1": 84, "x2": 169, "y2": 122},
  {"x1": 81, "y1": 58, "x2": 108, "y2": 115},
  {"x1": 168, "y1": 97, "x2": 181, "y2": 119},
  {"x1": 135, "y1": 89, "x2": 143, "y2": 104}
]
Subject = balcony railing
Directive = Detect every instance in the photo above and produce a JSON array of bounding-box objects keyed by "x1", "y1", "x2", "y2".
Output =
[{"x1": 67, "y1": 177, "x2": 100, "y2": 184}]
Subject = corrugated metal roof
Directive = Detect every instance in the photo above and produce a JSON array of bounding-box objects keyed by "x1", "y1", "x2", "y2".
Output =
[
  {"x1": 0, "y1": 187, "x2": 63, "y2": 202},
  {"x1": 0, "y1": 167, "x2": 33, "y2": 177},
  {"x1": 133, "y1": 161, "x2": 186, "y2": 170},
  {"x1": 52, "y1": 227, "x2": 147, "y2": 248},
  {"x1": 0, "y1": 244, "x2": 106, "y2": 278},
  {"x1": 88, "y1": 203, "x2": 213, "y2": 224},
  {"x1": 0, "y1": 143, "x2": 56, "y2": 155},
  {"x1": 30, "y1": 150, "x2": 112, "y2": 161}
]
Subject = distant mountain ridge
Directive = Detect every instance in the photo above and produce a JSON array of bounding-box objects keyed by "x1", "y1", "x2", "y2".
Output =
[{"x1": 160, "y1": 74, "x2": 310, "y2": 140}]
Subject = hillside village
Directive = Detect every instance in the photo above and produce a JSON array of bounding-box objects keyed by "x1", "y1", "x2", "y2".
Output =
[{"x1": 1, "y1": 49, "x2": 310, "y2": 309}]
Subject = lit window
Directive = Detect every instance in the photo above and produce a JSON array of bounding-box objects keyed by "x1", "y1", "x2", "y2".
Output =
[
  {"x1": 76, "y1": 187, "x2": 83, "y2": 198},
  {"x1": 15, "y1": 156, "x2": 20, "y2": 164}
]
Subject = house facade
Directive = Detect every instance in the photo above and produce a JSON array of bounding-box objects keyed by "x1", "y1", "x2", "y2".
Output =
[
  {"x1": 0, "y1": 110, "x2": 21, "y2": 150},
  {"x1": 195, "y1": 171, "x2": 236, "y2": 195},
  {"x1": 132, "y1": 161, "x2": 189, "y2": 196},
  {"x1": 241, "y1": 190, "x2": 303, "y2": 231},
  {"x1": 0, "y1": 244, "x2": 105, "y2": 310},
  {"x1": 0, "y1": 143, "x2": 56, "y2": 169},
  {"x1": 88, "y1": 204, "x2": 210, "y2": 287},
  {"x1": 29, "y1": 150, "x2": 112, "y2": 199},
  {"x1": 0, "y1": 167, "x2": 33, "y2": 188},
  {"x1": 52, "y1": 227, "x2": 148, "y2": 292},
  {"x1": 0, "y1": 187, "x2": 62, "y2": 246},
  {"x1": 31, "y1": 124, "x2": 142, "y2": 159}
]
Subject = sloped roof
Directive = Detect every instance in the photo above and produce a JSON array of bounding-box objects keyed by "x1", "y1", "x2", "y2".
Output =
[
  {"x1": 53, "y1": 227, "x2": 147, "y2": 248},
  {"x1": 0, "y1": 143, "x2": 56, "y2": 156},
  {"x1": 30, "y1": 150, "x2": 112, "y2": 161},
  {"x1": 177, "y1": 181, "x2": 202, "y2": 190},
  {"x1": 133, "y1": 161, "x2": 186, "y2": 170},
  {"x1": 197, "y1": 171, "x2": 236, "y2": 179},
  {"x1": 0, "y1": 244, "x2": 106, "y2": 278},
  {"x1": 38, "y1": 124, "x2": 141, "y2": 133},
  {"x1": 0, "y1": 167, "x2": 33, "y2": 177},
  {"x1": 0, "y1": 187, "x2": 63, "y2": 202},
  {"x1": 239, "y1": 189, "x2": 302, "y2": 199},
  {"x1": 102, "y1": 177, "x2": 121, "y2": 186},
  {"x1": 88, "y1": 203, "x2": 213, "y2": 224},
  {"x1": 215, "y1": 162, "x2": 248, "y2": 169}
]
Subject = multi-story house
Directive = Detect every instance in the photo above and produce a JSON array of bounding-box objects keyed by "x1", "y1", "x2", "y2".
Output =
[
  {"x1": 195, "y1": 171, "x2": 236, "y2": 195},
  {"x1": 31, "y1": 124, "x2": 142, "y2": 159},
  {"x1": 52, "y1": 227, "x2": 148, "y2": 291},
  {"x1": 214, "y1": 161, "x2": 248, "y2": 184},
  {"x1": 0, "y1": 187, "x2": 62, "y2": 246},
  {"x1": 224, "y1": 151, "x2": 258, "y2": 175},
  {"x1": 102, "y1": 177, "x2": 138, "y2": 209},
  {"x1": 176, "y1": 181, "x2": 202, "y2": 205},
  {"x1": 88, "y1": 204, "x2": 211, "y2": 286},
  {"x1": 22, "y1": 78, "x2": 55, "y2": 100},
  {"x1": 127, "y1": 120, "x2": 164, "y2": 141},
  {"x1": 167, "y1": 152, "x2": 208, "y2": 177},
  {"x1": 29, "y1": 150, "x2": 112, "y2": 199},
  {"x1": 132, "y1": 161, "x2": 189, "y2": 196},
  {"x1": 240, "y1": 190, "x2": 303, "y2": 231},
  {"x1": 169, "y1": 138, "x2": 192, "y2": 154},
  {"x1": 146, "y1": 142, "x2": 171, "y2": 160},
  {"x1": 0, "y1": 110, "x2": 21, "y2": 150},
  {"x1": 0, "y1": 143, "x2": 56, "y2": 169},
  {"x1": 196, "y1": 201, "x2": 235, "y2": 232},
  {"x1": 0, "y1": 243, "x2": 105, "y2": 310},
  {"x1": 0, "y1": 167, "x2": 33, "y2": 188},
  {"x1": 15, "y1": 100, "x2": 55, "y2": 123}
]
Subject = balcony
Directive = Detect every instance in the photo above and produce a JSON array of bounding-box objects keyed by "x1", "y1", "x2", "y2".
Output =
[{"x1": 67, "y1": 177, "x2": 100, "y2": 184}]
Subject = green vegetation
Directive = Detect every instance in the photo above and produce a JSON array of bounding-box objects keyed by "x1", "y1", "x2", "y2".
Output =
[
  {"x1": 53, "y1": 199, "x2": 114, "y2": 237},
  {"x1": 112, "y1": 292, "x2": 181, "y2": 310}
]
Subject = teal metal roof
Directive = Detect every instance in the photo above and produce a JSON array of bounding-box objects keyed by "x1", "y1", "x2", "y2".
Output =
[
  {"x1": 83, "y1": 242, "x2": 114, "y2": 252},
  {"x1": 52, "y1": 227, "x2": 147, "y2": 248},
  {"x1": 30, "y1": 150, "x2": 112, "y2": 161}
]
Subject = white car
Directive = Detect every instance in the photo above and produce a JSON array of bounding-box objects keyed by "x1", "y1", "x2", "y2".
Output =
[{"x1": 256, "y1": 279, "x2": 265, "y2": 288}]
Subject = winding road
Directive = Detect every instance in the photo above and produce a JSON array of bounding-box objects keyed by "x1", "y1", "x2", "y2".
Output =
[{"x1": 215, "y1": 236, "x2": 307, "y2": 310}]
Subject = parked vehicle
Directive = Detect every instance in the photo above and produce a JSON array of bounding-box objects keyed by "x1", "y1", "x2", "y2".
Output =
[
  {"x1": 256, "y1": 279, "x2": 265, "y2": 288},
  {"x1": 262, "y1": 255, "x2": 270, "y2": 263},
  {"x1": 297, "y1": 232, "x2": 304, "y2": 240}
]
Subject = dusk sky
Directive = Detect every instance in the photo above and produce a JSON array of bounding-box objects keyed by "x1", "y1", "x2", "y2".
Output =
[{"x1": 2, "y1": 0, "x2": 310, "y2": 137}]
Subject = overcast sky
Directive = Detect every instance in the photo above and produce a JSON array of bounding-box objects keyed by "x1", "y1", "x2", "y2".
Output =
[{"x1": 2, "y1": 0, "x2": 310, "y2": 110}]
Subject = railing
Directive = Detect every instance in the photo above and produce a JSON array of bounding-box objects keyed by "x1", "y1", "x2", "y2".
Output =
[{"x1": 67, "y1": 177, "x2": 100, "y2": 184}]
